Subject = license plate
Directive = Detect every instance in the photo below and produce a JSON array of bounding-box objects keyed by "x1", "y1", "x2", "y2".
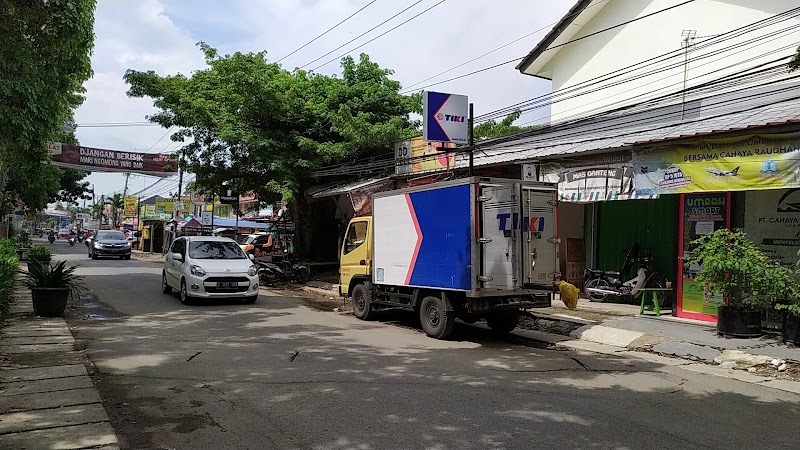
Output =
[{"x1": 217, "y1": 282, "x2": 238, "y2": 289}]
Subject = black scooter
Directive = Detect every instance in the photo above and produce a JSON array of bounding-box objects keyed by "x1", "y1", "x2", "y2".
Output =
[
  {"x1": 256, "y1": 252, "x2": 309, "y2": 285},
  {"x1": 583, "y1": 243, "x2": 665, "y2": 305},
  {"x1": 48, "y1": 235, "x2": 56, "y2": 244}
]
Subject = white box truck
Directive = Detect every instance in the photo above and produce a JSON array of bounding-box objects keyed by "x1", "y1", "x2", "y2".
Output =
[{"x1": 339, "y1": 177, "x2": 560, "y2": 339}]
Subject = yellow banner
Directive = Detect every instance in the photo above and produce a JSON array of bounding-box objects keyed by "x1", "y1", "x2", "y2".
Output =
[
  {"x1": 395, "y1": 136, "x2": 455, "y2": 174},
  {"x1": 123, "y1": 196, "x2": 137, "y2": 218},
  {"x1": 633, "y1": 135, "x2": 800, "y2": 195},
  {"x1": 155, "y1": 197, "x2": 172, "y2": 214}
]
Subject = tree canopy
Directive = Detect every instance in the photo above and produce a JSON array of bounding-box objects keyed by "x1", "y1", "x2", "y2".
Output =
[
  {"x1": 124, "y1": 44, "x2": 419, "y2": 203},
  {"x1": 474, "y1": 110, "x2": 540, "y2": 141},
  {"x1": 0, "y1": 0, "x2": 95, "y2": 211}
]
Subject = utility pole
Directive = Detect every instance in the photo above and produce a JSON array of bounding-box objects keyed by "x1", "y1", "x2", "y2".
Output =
[
  {"x1": 468, "y1": 102, "x2": 474, "y2": 177},
  {"x1": 122, "y1": 172, "x2": 130, "y2": 198},
  {"x1": 680, "y1": 30, "x2": 696, "y2": 120}
]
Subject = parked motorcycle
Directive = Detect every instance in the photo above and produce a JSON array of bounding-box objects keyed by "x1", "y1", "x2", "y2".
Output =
[
  {"x1": 68, "y1": 235, "x2": 77, "y2": 246},
  {"x1": 583, "y1": 243, "x2": 666, "y2": 306},
  {"x1": 256, "y1": 252, "x2": 309, "y2": 285}
]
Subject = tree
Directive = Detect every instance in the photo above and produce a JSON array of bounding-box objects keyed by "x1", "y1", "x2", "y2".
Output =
[
  {"x1": 0, "y1": 1, "x2": 95, "y2": 212},
  {"x1": 124, "y1": 44, "x2": 419, "y2": 254},
  {"x1": 110, "y1": 193, "x2": 124, "y2": 227},
  {"x1": 791, "y1": 45, "x2": 800, "y2": 72},
  {"x1": 474, "y1": 110, "x2": 541, "y2": 141}
]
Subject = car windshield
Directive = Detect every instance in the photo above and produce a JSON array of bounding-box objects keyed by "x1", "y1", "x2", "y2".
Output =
[
  {"x1": 243, "y1": 235, "x2": 258, "y2": 245},
  {"x1": 97, "y1": 231, "x2": 126, "y2": 240},
  {"x1": 188, "y1": 241, "x2": 247, "y2": 259}
]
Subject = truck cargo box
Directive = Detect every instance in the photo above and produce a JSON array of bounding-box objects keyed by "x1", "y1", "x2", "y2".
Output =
[{"x1": 372, "y1": 177, "x2": 558, "y2": 297}]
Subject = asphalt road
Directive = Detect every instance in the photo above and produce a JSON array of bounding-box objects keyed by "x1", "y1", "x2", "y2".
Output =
[{"x1": 45, "y1": 239, "x2": 800, "y2": 449}]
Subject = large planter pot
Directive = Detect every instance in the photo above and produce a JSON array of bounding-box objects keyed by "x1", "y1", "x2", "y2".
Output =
[
  {"x1": 716, "y1": 305, "x2": 762, "y2": 338},
  {"x1": 783, "y1": 313, "x2": 800, "y2": 345},
  {"x1": 31, "y1": 287, "x2": 71, "y2": 317}
]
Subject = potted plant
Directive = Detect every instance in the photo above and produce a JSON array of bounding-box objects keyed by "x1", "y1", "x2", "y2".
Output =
[
  {"x1": 19, "y1": 260, "x2": 84, "y2": 317},
  {"x1": 774, "y1": 249, "x2": 800, "y2": 345},
  {"x1": 686, "y1": 229, "x2": 791, "y2": 338},
  {"x1": 26, "y1": 245, "x2": 51, "y2": 273}
]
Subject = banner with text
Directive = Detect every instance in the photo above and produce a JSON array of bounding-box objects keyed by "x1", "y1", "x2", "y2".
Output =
[
  {"x1": 123, "y1": 196, "x2": 138, "y2": 218},
  {"x1": 633, "y1": 135, "x2": 800, "y2": 195},
  {"x1": 395, "y1": 136, "x2": 455, "y2": 175},
  {"x1": 49, "y1": 143, "x2": 178, "y2": 176}
]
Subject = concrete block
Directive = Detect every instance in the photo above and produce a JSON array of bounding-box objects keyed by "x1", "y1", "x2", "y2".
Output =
[
  {"x1": 2, "y1": 335, "x2": 74, "y2": 345},
  {"x1": 0, "y1": 421, "x2": 117, "y2": 449},
  {"x1": 0, "y1": 343, "x2": 74, "y2": 353},
  {"x1": 0, "y1": 403, "x2": 110, "y2": 434},
  {"x1": 1, "y1": 364, "x2": 86, "y2": 382},
  {"x1": 0, "y1": 388, "x2": 102, "y2": 414},
  {"x1": 570, "y1": 324, "x2": 645, "y2": 348},
  {"x1": 0, "y1": 375, "x2": 94, "y2": 396},
  {"x1": 713, "y1": 349, "x2": 773, "y2": 368},
  {"x1": 652, "y1": 341, "x2": 722, "y2": 362}
]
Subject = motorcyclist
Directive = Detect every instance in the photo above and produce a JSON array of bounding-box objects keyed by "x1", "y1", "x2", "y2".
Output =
[{"x1": 48, "y1": 230, "x2": 56, "y2": 243}]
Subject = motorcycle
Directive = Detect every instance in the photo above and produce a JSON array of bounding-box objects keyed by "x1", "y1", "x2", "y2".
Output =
[
  {"x1": 583, "y1": 243, "x2": 666, "y2": 306},
  {"x1": 68, "y1": 236, "x2": 77, "y2": 246},
  {"x1": 48, "y1": 235, "x2": 56, "y2": 244},
  {"x1": 256, "y1": 252, "x2": 309, "y2": 285}
]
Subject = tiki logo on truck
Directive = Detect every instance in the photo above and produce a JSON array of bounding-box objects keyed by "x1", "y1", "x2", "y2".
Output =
[{"x1": 496, "y1": 213, "x2": 545, "y2": 233}]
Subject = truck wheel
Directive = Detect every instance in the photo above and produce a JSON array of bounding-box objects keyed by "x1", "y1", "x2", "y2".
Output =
[
  {"x1": 420, "y1": 296, "x2": 455, "y2": 339},
  {"x1": 352, "y1": 284, "x2": 374, "y2": 320},
  {"x1": 486, "y1": 310, "x2": 520, "y2": 335}
]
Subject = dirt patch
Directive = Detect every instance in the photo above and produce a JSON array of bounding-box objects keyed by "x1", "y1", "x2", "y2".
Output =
[
  {"x1": 749, "y1": 361, "x2": 800, "y2": 382},
  {"x1": 518, "y1": 314, "x2": 585, "y2": 337},
  {"x1": 266, "y1": 286, "x2": 352, "y2": 313}
]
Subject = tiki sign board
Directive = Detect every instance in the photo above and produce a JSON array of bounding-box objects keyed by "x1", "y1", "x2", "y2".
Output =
[{"x1": 49, "y1": 143, "x2": 178, "y2": 177}]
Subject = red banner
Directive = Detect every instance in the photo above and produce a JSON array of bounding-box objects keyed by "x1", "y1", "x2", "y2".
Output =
[{"x1": 49, "y1": 143, "x2": 178, "y2": 176}]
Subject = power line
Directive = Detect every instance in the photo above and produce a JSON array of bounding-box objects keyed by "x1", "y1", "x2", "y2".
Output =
[
  {"x1": 309, "y1": 0, "x2": 447, "y2": 71},
  {"x1": 144, "y1": 126, "x2": 175, "y2": 153},
  {"x1": 399, "y1": 0, "x2": 697, "y2": 94},
  {"x1": 276, "y1": 0, "x2": 380, "y2": 63},
  {"x1": 401, "y1": 0, "x2": 611, "y2": 92},
  {"x1": 299, "y1": 0, "x2": 424, "y2": 69}
]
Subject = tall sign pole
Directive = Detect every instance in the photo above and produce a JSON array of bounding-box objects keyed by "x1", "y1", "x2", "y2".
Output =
[{"x1": 468, "y1": 103, "x2": 474, "y2": 177}]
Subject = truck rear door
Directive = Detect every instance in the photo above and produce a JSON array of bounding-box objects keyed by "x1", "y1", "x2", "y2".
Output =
[
  {"x1": 521, "y1": 187, "x2": 559, "y2": 289},
  {"x1": 478, "y1": 183, "x2": 520, "y2": 290}
]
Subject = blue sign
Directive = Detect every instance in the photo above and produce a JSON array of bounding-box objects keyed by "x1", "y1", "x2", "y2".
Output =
[{"x1": 422, "y1": 91, "x2": 468, "y2": 144}]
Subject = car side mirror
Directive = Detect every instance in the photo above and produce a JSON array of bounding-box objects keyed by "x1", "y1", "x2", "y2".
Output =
[
  {"x1": 172, "y1": 253, "x2": 184, "y2": 262},
  {"x1": 248, "y1": 254, "x2": 254, "y2": 261}
]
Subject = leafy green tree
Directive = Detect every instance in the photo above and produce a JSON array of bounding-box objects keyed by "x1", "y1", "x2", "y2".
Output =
[
  {"x1": 474, "y1": 110, "x2": 541, "y2": 141},
  {"x1": 0, "y1": 1, "x2": 95, "y2": 211},
  {"x1": 124, "y1": 44, "x2": 419, "y2": 253},
  {"x1": 791, "y1": 45, "x2": 800, "y2": 72}
]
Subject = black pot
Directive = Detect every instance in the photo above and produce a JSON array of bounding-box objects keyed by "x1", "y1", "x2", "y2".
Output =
[
  {"x1": 30, "y1": 287, "x2": 71, "y2": 317},
  {"x1": 716, "y1": 305, "x2": 762, "y2": 338},
  {"x1": 783, "y1": 313, "x2": 800, "y2": 345}
]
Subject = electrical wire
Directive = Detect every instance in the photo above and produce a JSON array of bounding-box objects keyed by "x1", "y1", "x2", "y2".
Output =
[
  {"x1": 276, "y1": 0, "x2": 380, "y2": 63},
  {"x1": 299, "y1": 0, "x2": 424, "y2": 69},
  {"x1": 309, "y1": 0, "x2": 447, "y2": 71}
]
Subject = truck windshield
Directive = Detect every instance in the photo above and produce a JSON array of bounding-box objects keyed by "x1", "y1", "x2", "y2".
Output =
[{"x1": 344, "y1": 221, "x2": 368, "y2": 254}]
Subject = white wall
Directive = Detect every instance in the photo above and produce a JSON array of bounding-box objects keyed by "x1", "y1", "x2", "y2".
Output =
[{"x1": 540, "y1": 0, "x2": 800, "y2": 122}]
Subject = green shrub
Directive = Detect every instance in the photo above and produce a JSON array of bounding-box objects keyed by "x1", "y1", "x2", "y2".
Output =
[{"x1": 27, "y1": 245, "x2": 51, "y2": 263}]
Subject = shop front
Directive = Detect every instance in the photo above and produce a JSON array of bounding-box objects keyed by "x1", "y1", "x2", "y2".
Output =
[{"x1": 633, "y1": 134, "x2": 800, "y2": 321}]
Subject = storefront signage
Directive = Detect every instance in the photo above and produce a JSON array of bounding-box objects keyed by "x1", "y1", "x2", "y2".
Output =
[
  {"x1": 395, "y1": 136, "x2": 455, "y2": 175},
  {"x1": 422, "y1": 91, "x2": 468, "y2": 143},
  {"x1": 123, "y1": 196, "x2": 138, "y2": 218},
  {"x1": 540, "y1": 163, "x2": 635, "y2": 203},
  {"x1": 678, "y1": 192, "x2": 730, "y2": 321},
  {"x1": 50, "y1": 143, "x2": 178, "y2": 176},
  {"x1": 744, "y1": 188, "x2": 800, "y2": 266},
  {"x1": 633, "y1": 135, "x2": 800, "y2": 195}
]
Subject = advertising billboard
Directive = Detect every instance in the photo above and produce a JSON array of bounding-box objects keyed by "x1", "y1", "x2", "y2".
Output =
[
  {"x1": 394, "y1": 136, "x2": 455, "y2": 175},
  {"x1": 422, "y1": 91, "x2": 468, "y2": 144},
  {"x1": 49, "y1": 143, "x2": 178, "y2": 177},
  {"x1": 123, "y1": 196, "x2": 138, "y2": 218}
]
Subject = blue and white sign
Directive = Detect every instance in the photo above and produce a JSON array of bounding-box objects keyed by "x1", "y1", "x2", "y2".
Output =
[{"x1": 422, "y1": 91, "x2": 468, "y2": 144}]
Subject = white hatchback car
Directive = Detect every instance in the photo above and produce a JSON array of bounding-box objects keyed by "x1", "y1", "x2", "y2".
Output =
[{"x1": 162, "y1": 236, "x2": 260, "y2": 304}]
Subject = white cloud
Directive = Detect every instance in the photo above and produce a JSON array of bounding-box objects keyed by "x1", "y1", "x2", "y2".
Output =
[{"x1": 76, "y1": 0, "x2": 570, "y2": 197}]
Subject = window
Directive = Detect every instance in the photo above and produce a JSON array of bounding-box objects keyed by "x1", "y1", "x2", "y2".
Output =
[
  {"x1": 344, "y1": 221, "x2": 368, "y2": 255},
  {"x1": 96, "y1": 231, "x2": 126, "y2": 240},
  {"x1": 189, "y1": 241, "x2": 247, "y2": 260},
  {"x1": 170, "y1": 239, "x2": 184, "y2": 255},
  {"x1": 255, "y1": 234, "x2": 272, "y2": 246}
]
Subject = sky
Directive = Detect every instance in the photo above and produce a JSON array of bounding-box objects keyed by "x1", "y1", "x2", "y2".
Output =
[{"x1": 74, "y1": 0, "x2": 572, "y2": 200}]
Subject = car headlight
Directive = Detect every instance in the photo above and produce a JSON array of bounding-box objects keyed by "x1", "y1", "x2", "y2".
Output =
[
  {"x1": 248, "y1": 265, "x2": 258, "y2": 276},
  {"x1": 190, "y1": 265, "x2": 206, "y2": 277},
  {"x1": 93, "y1": 241, "x2": 101, "y2": 248}
]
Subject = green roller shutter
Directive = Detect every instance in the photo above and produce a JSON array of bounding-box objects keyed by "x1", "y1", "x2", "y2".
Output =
[{"x1": 593, "y1": 195, "x2": 679, "y2": 301}]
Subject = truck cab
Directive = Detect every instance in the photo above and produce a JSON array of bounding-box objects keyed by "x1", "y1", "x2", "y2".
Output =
[{"x1": 340, "y1": 217, "x2": 372, "y2": 297}]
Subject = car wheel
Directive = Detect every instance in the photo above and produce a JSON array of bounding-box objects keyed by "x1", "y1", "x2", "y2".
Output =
[
  {"x1": 351, "y1": 284, "x2": 374, "y2": 320},
  {"x1": 180, "y1": 279, "x2": 192, "y2": 305},
  {"x1": 162, "y1": 271, "x2": 172, "y2": 294},
  {"x1": 419, "y1": 295, "x2": 455, "y2": 340},
  {"x1": 124, "y1": 255, "x2": 131, "y2": 260},
  {"x1": 243, "y1": 296, "x2": 257, "y2": 304},
  {"x1": 91, "y1": 250, "x2": 97, "y2": 260}
]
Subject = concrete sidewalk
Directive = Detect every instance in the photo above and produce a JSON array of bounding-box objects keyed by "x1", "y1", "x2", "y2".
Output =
[{"x1": 0, "y1": 278, "x2": 119, "y2": 449}]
